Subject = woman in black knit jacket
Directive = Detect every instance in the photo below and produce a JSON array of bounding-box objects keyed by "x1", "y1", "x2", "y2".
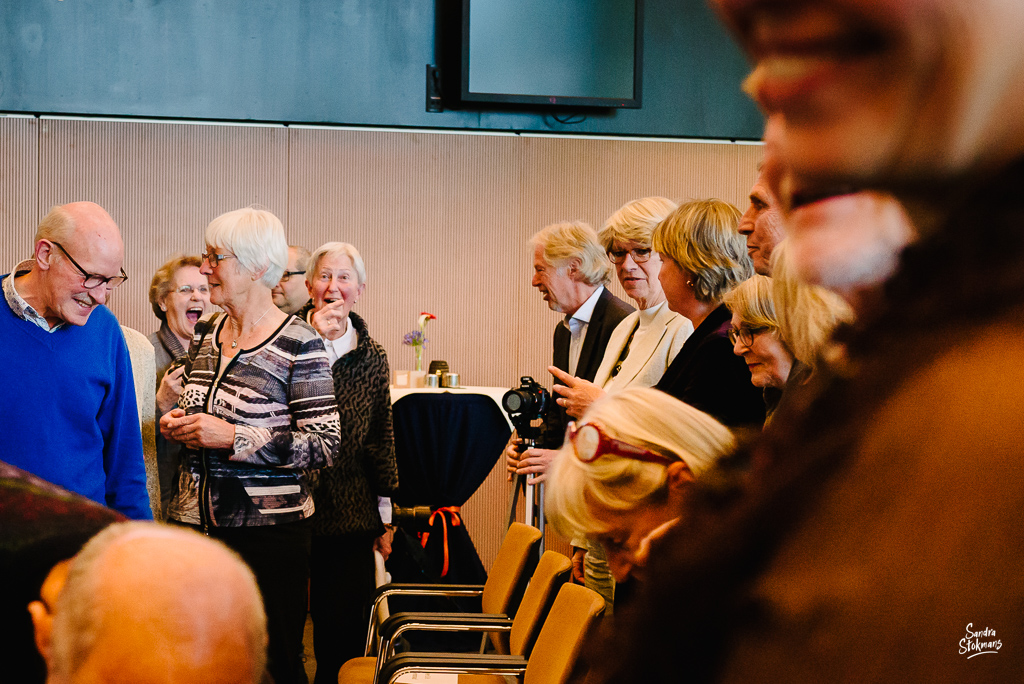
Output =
[{"x1": 297, "y1": 242, "x2": 399, "y2": 684}]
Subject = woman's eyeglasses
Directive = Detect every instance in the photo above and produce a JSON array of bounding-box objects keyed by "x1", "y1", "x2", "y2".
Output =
[
  {"x1": 608, "y1": 247, "x2": 653, "y2": 264},
  {"x1": 175, "y1": 285, "x2": 210, "y2": 296},
  {"x1": 201, "y1": 251, "x2": 235, "y2": 266},
  {"x1": 728, "y1": 324, "x2": 771, "y2": 347},
  {"x1": 568, "y1": 422, "x2": 676, "y2": 466}
]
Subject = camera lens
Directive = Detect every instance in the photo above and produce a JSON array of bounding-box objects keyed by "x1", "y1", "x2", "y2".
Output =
[{"x1": 503, "y1": 390, "x2": 525, "y2": 412}]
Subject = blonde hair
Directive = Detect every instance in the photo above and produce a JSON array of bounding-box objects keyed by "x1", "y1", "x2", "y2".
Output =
[
  {"x1": 651, "y1": 199, "x2": 752, "y2": 303},
  {"x1": 598, "y1": 197, "x2": 678, "y2": 251},
  {"x1": 546, "y1": 387, "x2": 735, "y2": 539},
  {"x1": 722, "y1": 274, "x2": 780, "y2": 331},
  {"x1": 531, "y1": 221, "x2": 612, "y2": 286},
  {"x1": 205, "y1": 207, "x2": 288, "y2": 288},
  {"x1": 771, "y1": 240, "x2": 855, "y2": 369}
]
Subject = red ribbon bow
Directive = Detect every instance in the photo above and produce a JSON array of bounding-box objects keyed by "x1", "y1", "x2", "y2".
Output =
[{"x1": 419, "y1": 506, "x2": 462, "y2": 577}]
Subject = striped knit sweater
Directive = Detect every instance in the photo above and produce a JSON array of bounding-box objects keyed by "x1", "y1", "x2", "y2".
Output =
[{"x1": 168, "y1": 312, "x2": 341, "y2": 528}]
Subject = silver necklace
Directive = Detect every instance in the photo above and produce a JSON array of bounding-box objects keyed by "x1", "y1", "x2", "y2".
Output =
[{"x1": 230, "y1": 306, "x2": 273, "y2": 348}]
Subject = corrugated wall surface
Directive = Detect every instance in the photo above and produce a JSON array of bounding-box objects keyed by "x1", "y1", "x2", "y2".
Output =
[{"x1": 0, "y1": 116, "x2": 762, "y2": 569}]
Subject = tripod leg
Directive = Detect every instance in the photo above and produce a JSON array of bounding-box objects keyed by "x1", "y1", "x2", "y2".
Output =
[{"x1": 505, "y1": 473, "x2": 525, "y2": 531}]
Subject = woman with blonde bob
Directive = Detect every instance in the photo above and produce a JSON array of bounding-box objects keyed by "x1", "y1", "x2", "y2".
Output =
[
  {"x1": 550, "y1": 196, "x2": 693, "y2": 418},
  {"x1": 546, "y1": 387, "x2": 735, "y2": 585},
  {"x1": 651, "y1": 199, "x2": 765, "y2": 427},
  {"x1": 722, "y1": 274, "x2": 795, "y2": 421}
]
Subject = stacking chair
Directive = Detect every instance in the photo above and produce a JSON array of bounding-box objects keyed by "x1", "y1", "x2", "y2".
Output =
[
  {"x1": 340, "y1": 551, "x2": 575, "y2": 684},
  {"x1": 365, "y1": 522, "x2": 543, "y2": 656},
  {"x1": 372, "y1": 582, "x2": 606, "y2": 684}
]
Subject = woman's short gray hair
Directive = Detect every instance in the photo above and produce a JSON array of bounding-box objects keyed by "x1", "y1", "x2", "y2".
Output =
[
  {"x1": 651, "y1": 199, "x2": 753, "y2": 303},
  {"x1": 598, "y1": 196, "x2": 678, "y2": 252},
  {"x1": 306, "y1": 241, "x2": 367, "y2": 286},
  {"x1": 148, "y1": 255, "x2": 203, "y2": 322},
  {"x1": 204, "y1": 207, "x2": 288, "y2": 288},
  {"x1": 771, "y1": 240, "x2": 855, "y2": 369},
  {"x1": 531, "y1": 221, "x2": 611, "y2": 287},
  {"x1": 545, "y1": 387, "x2": 735, "y2": 540}
]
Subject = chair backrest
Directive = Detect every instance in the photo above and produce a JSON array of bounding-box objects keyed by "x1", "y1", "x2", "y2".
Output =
[
  {"x1": 480, "y1": 522, "x2": 543, "y2": 652},
  {"x1": 507, "y1": 551, "x2": 573, "y2": 657},
  {"x1": 524, "y1": 583, "x2": 606, "y2": 684}
]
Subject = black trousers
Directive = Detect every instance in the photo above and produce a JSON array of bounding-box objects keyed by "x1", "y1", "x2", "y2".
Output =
[
  {"x1": 201, "y1": 521, "x2": 312, "y2": 684},
  {"x1": 309, "y1": 532, "x2": 377, "y2": 684}
]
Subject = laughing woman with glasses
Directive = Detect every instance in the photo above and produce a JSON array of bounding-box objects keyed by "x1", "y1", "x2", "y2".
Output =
[
  {"x1": 149, "y1": 255, "x2": 213, "y2": 517},
  {"x1": 159, "y1": 207, "x2": 340, "y2": 684},
  {"x1": 546, "y1": 387, "x2": 734, "y2": 586}
]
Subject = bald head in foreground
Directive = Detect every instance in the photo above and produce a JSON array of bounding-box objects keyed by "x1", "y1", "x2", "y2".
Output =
[{"x1": 29, "y1": 523, "x2": 267, "y2": 684}]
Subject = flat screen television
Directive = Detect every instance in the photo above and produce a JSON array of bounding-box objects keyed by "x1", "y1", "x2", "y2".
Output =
[{"x1": 460, "y1": 0, "x2": 643, "y2": 109}]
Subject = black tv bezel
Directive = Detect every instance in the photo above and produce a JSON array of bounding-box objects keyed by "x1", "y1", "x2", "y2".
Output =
[{"x1": 459, "y1": 0, "x2": 644, "y2": 109}]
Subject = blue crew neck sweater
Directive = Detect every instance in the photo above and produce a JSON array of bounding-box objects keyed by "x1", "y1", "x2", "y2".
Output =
[{"x1": 0, "y1": 275, "x2": 151, "y2": 519}]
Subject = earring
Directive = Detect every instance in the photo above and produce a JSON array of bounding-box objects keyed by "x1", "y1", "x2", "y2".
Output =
[{"x1": 686, "y1": 280, "x2": 694, "y2": 287}]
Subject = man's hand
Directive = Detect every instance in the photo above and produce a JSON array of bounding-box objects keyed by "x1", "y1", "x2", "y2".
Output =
[
  {"x1": 160, "y1": 408, "x2": 236, "y2": 451},
  {"x1": 571, "y1": 547, "x2": 587, "y2": 583},
  {"x1": 156, "y1": 365, "x2": 185, "y2": 415},
  {"x1": 513, "y1": 447, "x2": 558, "y2": 484},
  {"x1": 311, "y1": 300, "x2": 349, "y2": 341},
  {"x1": 549, "y1": 365, "x2": 606, "y2": 419},
  {"x1": 374, "y1": 527, "x2": 395, "y2": 562},
  {"x1": 504, "y1": 431, "x2": 523, "y2": 481}
]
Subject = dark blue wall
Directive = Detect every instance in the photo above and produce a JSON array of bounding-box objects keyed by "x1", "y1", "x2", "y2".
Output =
[{"x1": 0, "y1": 0, "x2": 763, "y2": 139}]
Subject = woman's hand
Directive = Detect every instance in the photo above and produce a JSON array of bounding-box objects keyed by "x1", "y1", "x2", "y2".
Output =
[
  {"x1": 159, "y1": 408, "x2": 236, "y2": 450},
  {"x1": 156, "y1": 365, "x2": 185, "y2": 415},
  {"x1": 549, "y1": 366, "x2": 606, "y2": 419},
  {"x1": 311, "y1": 300, "x2": 349, "y2": 341}
]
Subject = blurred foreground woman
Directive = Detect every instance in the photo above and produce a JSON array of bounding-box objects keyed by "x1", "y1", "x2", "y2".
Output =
[{"x1": 601, "y1": 0, "x2": 1024, "y2": 681}]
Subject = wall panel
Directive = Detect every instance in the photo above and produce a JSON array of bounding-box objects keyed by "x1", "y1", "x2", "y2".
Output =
[
  {"x1": 0, "y1": 116, "x2": 39, "y2": 267},
  {"x1": 4, "y1": 117, "x2": 762, "y2": 570},
  {"x1": 36, "y1": 119, "x2": 289, "y2": 332}
]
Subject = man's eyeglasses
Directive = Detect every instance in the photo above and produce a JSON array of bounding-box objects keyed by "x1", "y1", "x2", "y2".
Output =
[
  {"x1": 568, "y1": 422, "x2": 677, "y2": 466},
  {"x1": 728, "y1": 324, "x2": 772, "y2": 348},
  {"x1": 201, "y1": 251, "x2": 235, "y2": 266},
  {"x1": 175, "y1": 284, "x2": 210, "y2": 296},
  {"x1": 278, "y1": 270, "x2": 305, "y2": 283},
  {"x1": 608, "y1": 247, "x2": 653, "y2": 265},
  {"x1": 51, "y1": 242, "x2": 128, "y2": 289}
]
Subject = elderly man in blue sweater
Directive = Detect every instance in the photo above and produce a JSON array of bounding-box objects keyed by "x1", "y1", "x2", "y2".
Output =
[{"x1": 0, "y1": 201, "x2": 150, "y2": 520}]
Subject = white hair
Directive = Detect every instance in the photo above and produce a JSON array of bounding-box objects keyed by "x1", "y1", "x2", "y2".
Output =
[
  {"x1": 205, "y1": 207, "x2": 288, "y2": 288},
  {"x1": 306, "y1": 241, "x2": 367, "y2": 286}
]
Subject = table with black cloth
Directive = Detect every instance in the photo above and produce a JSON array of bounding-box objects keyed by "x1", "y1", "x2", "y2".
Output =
[{"x1": 385, "y1": 387, "x2": 512, "y2": 650}]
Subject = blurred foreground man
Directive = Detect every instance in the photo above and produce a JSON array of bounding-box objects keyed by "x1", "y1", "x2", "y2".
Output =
[
  {"x1": 29, "y1": 522, "x2": 268, "y2": 684},
  {"x1": 0, "y1": 202, "x2": 149, "y2": 519},
  {"x1": 601, "y1": 0, "x2": 1024, "y2": 681}
]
